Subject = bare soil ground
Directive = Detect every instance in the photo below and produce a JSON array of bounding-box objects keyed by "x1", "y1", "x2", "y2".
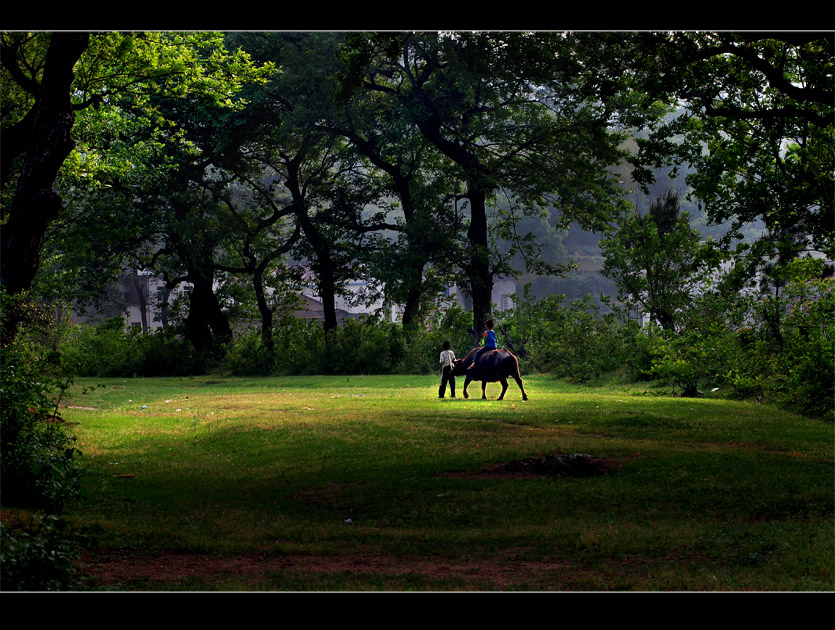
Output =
[{"x1": 79, "y1": 548, "x2": 587, "y2": 590}]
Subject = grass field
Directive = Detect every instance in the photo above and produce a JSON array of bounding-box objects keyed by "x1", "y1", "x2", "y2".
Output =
[{"x1": 57, "y1": 373, "x2": 833, "y2": 591}]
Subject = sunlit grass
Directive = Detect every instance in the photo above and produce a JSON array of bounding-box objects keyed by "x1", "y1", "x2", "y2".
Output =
[{"x1": 61, "y1": 374, "x2": 834, "y2": 590}]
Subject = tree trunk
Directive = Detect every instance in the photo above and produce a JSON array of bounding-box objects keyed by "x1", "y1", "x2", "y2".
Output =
[
  {"x1": 252, "y1": 267, "x2": 276, "y2": 365},
  {"x1": 401, "y1": 282, "x2": 423, "y2": 328},
  {"x1": 158, "y1": 286, "x2": 172, "y2": 329},
  {"x1": 284, "y1": 154, "x2": 340, "y2": 333},
  {"x1": 182, "y1": 267, "x2": 232, "y2": 357},
  {"x1": 337, "y1": 130, "x2": 431, "y2": 329},
  {"x1": 1, "y1": 33, "x2": 90, "y2": 298},
  {"x1": 399, "y1": 241, "x2": 429, "y2": 328},
  {"x1": 465, "y1": 188, "x2": 493, "y2": 337},
  {"x1": 291, "y1": 207, "x2": 339, "y2": 332},
  {"x1": 133, "y1": 275, "x2": 149, "y2": 333},
  {"x1": 315, "y1": 262, "x2": 339, "y2": 332},
  {"x1": 413, "y1": 113, "x2": 495, "y2": 337}
]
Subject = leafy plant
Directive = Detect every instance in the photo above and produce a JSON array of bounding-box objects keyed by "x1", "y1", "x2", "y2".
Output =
[
  {"x1": 59, "y1": 318, "x2": 205, "y2": 377},
  {"x1": 500, "y1": 287, "x2": 629, "y2": 382},
  {"x1": 0, "y1": 514, "x2": 90, "y2": 591},
  {"x1": 600, "y1": 190, "x2": 717, "y2": 331},
  {"x1": 1, "y1": 290, "x2": 81, "y2": 512}
]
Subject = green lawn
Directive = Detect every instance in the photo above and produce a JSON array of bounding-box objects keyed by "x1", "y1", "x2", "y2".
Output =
[{"x1": 59, "y1": 374, "x2": 834, "y2": 591}]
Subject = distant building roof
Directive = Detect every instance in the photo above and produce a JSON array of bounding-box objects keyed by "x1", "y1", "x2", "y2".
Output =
[{"x1": 292, "y1": 294, "x2": 357, "y2": 324}]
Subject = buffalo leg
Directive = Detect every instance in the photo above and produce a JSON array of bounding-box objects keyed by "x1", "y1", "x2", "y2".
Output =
[
  {"x1": 498, "y1": 378, "x2": 508, "y2": 400},
  {"x1": 481, "y1": 380, "x2": 487, "y2": 399},
  {"x1": 513, "y1": 374, "x2": 528, "y2": 401},
  {"x1": 463, "y1": 376, "x2": 472, "y2": 399}
]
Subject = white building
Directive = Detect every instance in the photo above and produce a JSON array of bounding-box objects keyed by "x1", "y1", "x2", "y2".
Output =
[{"x1": 447, "y1": 276, "x2": 516, "y2": 313}]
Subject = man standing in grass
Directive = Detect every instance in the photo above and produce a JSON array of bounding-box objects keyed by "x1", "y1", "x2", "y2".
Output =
[{"x1": 439, "y1": 341, "x2": 456, "y2": 398}]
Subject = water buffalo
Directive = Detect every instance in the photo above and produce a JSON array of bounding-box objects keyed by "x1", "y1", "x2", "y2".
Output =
[{"x1": 452, "y1": 348, "x2": 528, "y2": 401}]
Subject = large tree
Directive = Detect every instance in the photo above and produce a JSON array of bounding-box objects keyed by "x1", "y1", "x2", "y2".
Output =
[
  {"x1": 1, "y1": 32, "x2": 89, "y2": 300},
  {"x1": 336, "y1": 32, "x2": 644, "y2": 337},
  {"x1": 222, "y1": 32, "x2": 402, "y2": 333},
  {"x1": 600, "y1": 189, "x2": 714, "y2": 331},
  {"x1": 622, "y1": 32, "x2": 834, "y2": 268},
  {"x1": 1, "y1": 32, "x2": 267, "y2": 340}
]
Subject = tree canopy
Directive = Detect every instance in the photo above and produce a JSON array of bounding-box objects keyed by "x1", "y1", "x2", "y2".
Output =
[
  {"x1": 624, "y1": 32, "x2": 834, "y2": 262},
  {"x1": 2, "y1": 30, "x2": 832, "y2": 357}
]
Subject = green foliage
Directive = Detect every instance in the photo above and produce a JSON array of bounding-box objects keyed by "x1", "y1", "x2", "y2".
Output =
[
  {"x1": 760, "y1": 258, "x2": 834, "y2": 417},
  {"x1": 221, "y1": 328, "x2": 276, "y2": 376},
  {"x1": 392, "y1": 301, "x2": 475, "y2": 375},
  {"x1": 0, "y1": 514, "x2": 88, "y2": 591},
  {"x1": 500, "y1": 287, "x2": 630, "y2": 383},
  {"x1": 59, "y1": 318, "x2": 205, "y2": 377},
  {"x1": 269, "y1": 301, "x2": 471, "y2": 377},
  {"x1": 326, "y1": 317, "x2": 407, "y2": 375},
  {"x1": 0, "y1": 291, "x2": 92, "y2": 591},
  {"x1": 620, "y1": 321, "x2": 665, "y2": 381},
  {"x1": 0, "y1": 291, "x2": 81, "y2": 513},
  {"x1": 646, "y1": 329, "x2": 725, "y2": 397},
  {"x1": 600, "y1": 190, "x2": 718, "y2": 331},
  {"x1": 624, "y1": 32, "x2": 834, "y2": 261},
  {"x1": 51, "y1": 260, "x2": 833, "y2": 420},
  {"x1": 220, "y1": 301, "x2": 474, "y2": 377},
  {"x1": 622, "y1": 257, "x2": 834, "y2": 416},
  {"x1": 0, "y1": 514, "x2": 99, "y2": 591}
]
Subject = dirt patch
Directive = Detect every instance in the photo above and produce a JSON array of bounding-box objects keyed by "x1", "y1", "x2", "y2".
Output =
[
  {"x1": 78, "y1": 549, "x2": 580, "y2": 590},
  {"x1": 439, "y1": 453, "x2": 621, "y2": 480},
  {"x1": 78, "y1": 544, "x2": 700, "y2": 591}
]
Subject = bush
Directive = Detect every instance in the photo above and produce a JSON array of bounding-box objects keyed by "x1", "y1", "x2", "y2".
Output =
[
  {"x1": 271, "y1": 316, "x2": 328, "y2": 375},
  {"x1": 767, "y1": 259, "x2": 834, "y2": 417},
  {"x1": 624, "y1": 257, "x2": 834, "y2": 415},
  {"x1": 0, "y1": 514, "x2": 87, "y2": 591},
  {"x1": 272, "y1": 303, "x2": 473, "y2": 376},
  {"x1": 411, "y1": 301, "x2": 476, "y2": 373},
  {"x1": 623, "y1": 321, "x2": 665, "y2": 381},
  {"x1": 324, "y1": 317, "x2": 406, "y2": 374},
  {"x1": 221, "y1": 302, "x2": 476, "y2": 377},
  {"x1": 0, "y1": 291, "x2": 88, "y2": 591},
  {"x1": 1, "y1": 291, "x2": 81, "y2": 513},
  {"x1": 59, "y1": 319, "x2": 205, "y2": 377},
  {"x1": 47, "y1": 263, "x2": 835, "y2": 420},
  {"x1": 501, "y1": 289, "x2": 629, "y2": 382},
  {"x1": 646, "y1": 322, "x2": 743, "y2": 397},
  {"x1": 220, "y1": 329, "x2": 275, "y2": 376}
]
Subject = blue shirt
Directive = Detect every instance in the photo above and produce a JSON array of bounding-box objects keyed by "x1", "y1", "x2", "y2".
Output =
[{"x1": 483, "y1": 329, "x2": 497, "y2": 349}]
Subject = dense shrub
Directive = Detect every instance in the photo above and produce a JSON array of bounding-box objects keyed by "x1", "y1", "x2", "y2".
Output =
[
  {"x1": 263, "y1": 301, "x2": 474, "y2": 376},
  {"x1": 220, "y1": 328, "x2": 275, "y2": 375},
  {"x1": 51, "y1": 261, "x2": 833, "y2": 419},
  {"x1": 645, "y1": 324, "x2": 740, "y2": 397},
  {"x1": 621, "y1": 258, "x2": 834, "y2": 417},
  {"x1": 0, "y1": 514, "x2": 86, "y2": 591},
  {"x1": 500, "y1": 289, "x2": 630, "y2": 382},
  {"x1": 622, "y1": 321, "x2": 665, "y2": 381},
  {"x1": 273, "y1": 316, "x2": 329, "y2": 374},
  {"x1": 325, "y1": 317, "x2": 407, "y2": 374},
  {"x1": 1, "y1": 291, "x2": 86, "y2": 591},
  {"x1": 756, "y1": 259, "x2": 834, "y2": 418},
  {"x1": 392, "y1": 302, "x2": 475, "y2": 375},
  {"x1": 60, "y1": 318, "x2": 205, "y2": 377},
  {"x1": 219, "y1": 303, "x2": 475, "y2": 377},
  {"x1": 1, "y1": 292, "x2": 80, "y2": 513}
]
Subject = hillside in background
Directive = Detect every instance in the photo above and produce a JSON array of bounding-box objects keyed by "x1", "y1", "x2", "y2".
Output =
[{"x1": 508, "y1": 155, "x2": 765, "y2": 311}]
